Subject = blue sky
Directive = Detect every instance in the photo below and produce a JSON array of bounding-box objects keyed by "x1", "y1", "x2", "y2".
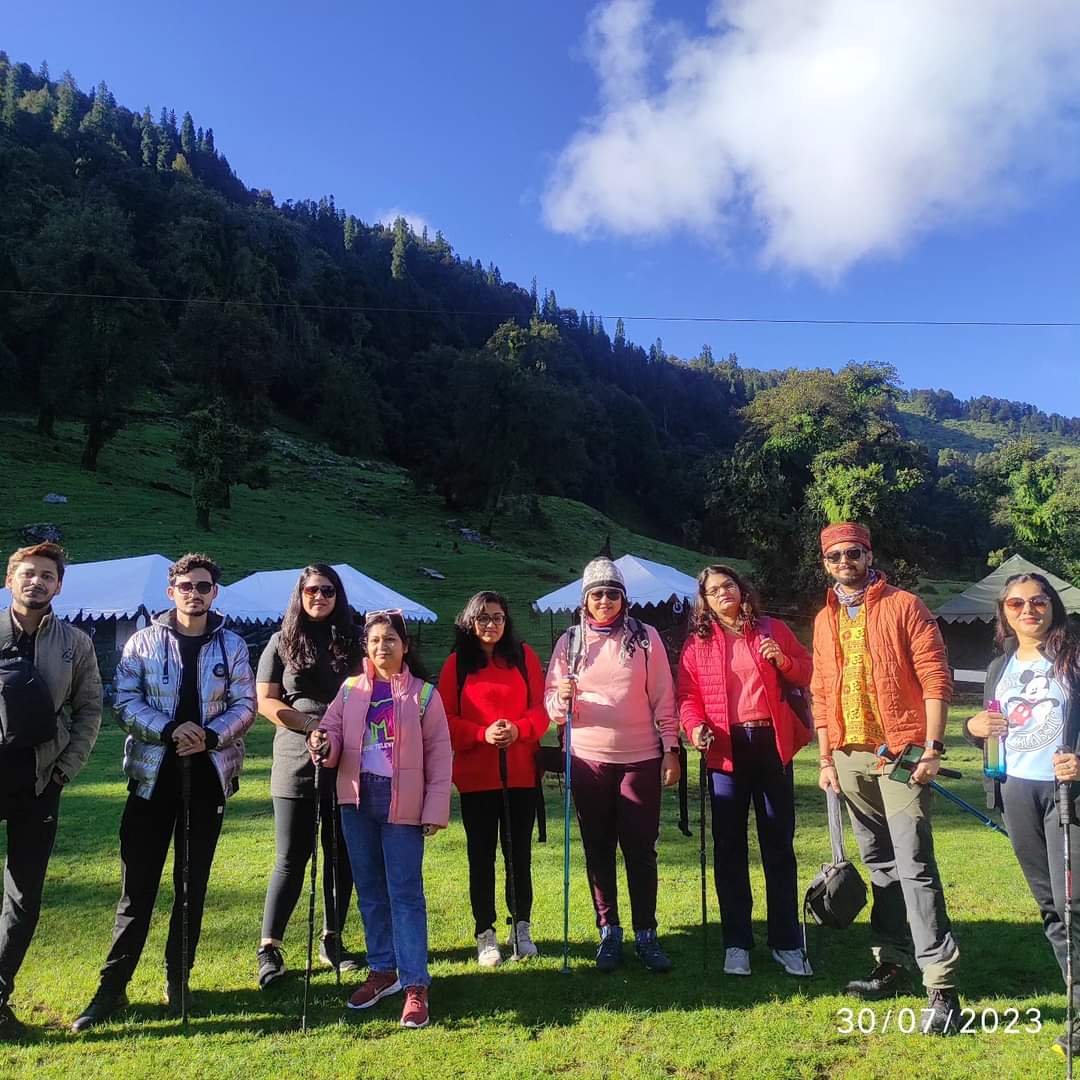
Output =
[{"x1": 6, "y1": 1, "x2": 1079, "y2": 414}]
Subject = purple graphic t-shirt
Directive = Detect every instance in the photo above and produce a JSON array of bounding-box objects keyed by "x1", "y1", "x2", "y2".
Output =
[{"x1": 361, "y1": 679, "x2": 395, "y2": 778}]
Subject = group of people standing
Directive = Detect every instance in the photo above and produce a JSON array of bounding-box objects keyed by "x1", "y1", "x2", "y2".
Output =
[{"x1": 1, "y1": 527, "x2": 1078, "y2": 1054}]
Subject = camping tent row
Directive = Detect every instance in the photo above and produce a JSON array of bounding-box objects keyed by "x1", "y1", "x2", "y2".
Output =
[
  {"x1": 0, "y1": 555, "x2": 435, "y2": 656},
  {"x1": 935, "y1": 554, "x2": 1080, "y2": 682}
]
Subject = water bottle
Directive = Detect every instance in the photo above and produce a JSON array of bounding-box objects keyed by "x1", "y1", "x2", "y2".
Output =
[{"x1": 983, "y1": 698, "x2": 1007, "y2": 780}]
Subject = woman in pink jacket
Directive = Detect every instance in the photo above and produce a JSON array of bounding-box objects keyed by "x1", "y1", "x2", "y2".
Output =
[
  {"x1": 678, "y1": 564, "x2": 813, "y2": 979},
  {"x1": 544, "y1": 557, "x2": 681, "y2": 974},
  {"x1": 309, "y1": 610, "x2": 451, "y2": 1029}
]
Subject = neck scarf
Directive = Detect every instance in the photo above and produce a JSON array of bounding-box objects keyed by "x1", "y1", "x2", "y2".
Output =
[{"x1": 833, "y1": 569, "x2": 879, "y2": 609}]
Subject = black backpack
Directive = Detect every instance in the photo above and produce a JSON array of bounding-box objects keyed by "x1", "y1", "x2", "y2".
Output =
[{"x1": 0, "y1": 615, "x2": 59, "y2": 748}]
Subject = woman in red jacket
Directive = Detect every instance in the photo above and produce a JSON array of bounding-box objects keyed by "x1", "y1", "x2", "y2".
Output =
[
  {"x1": 436, "y1": 592, "x2": 548, "y2": 967},
  {"x1": 678, "y1": 565, "x2": 813, "y2": 979}
]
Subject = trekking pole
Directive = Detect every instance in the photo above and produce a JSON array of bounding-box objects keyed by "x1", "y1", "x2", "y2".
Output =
[
  {"x1": 330, "y1": 784, "x2": 342, "y2": 987},
  {"x1": 878, "y1": 745, "x2": 1009, "y2": 837},
  {"x1": 699, "y1": 748, "x2": 709, "y2": 973},
  {"x1": 302, "y1": 759, "x2": 323, "y2": 1032},
  {"x1": 180, "y1": 756, "x2": 192, "y2": 1027},
  {"x1": 1058, "y1": 746, "x2": 1076, "y2": 1080},
  {"x1": 561, "y1": 676, "x2": 576, "y2": 975},
  {"x1": 499, "y1": 746, "x2": 519, "y2": 959}
]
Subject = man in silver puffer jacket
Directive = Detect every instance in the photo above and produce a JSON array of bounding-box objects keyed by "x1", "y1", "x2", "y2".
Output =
[{"x1": 73, "y1": 553, "x2": 255, "y2": 1032}]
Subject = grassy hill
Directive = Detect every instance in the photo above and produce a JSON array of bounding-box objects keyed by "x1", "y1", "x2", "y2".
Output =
[
  {"x1": 0, "y1": 415, "x2": 749, "y2": 660},
  {"x1": 896, "y1": 402, "x2": 1080, "y2": 460}
]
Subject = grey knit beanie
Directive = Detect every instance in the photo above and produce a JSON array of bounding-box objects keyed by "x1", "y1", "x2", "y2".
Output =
[{"x1": 580, "y1": 557, "x2": 626, "y2": 604}]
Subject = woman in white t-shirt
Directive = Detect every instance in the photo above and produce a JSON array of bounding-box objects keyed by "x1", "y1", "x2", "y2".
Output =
[{"x1": 966, "y1": 571, "x2": 1080, "y2": 1057}]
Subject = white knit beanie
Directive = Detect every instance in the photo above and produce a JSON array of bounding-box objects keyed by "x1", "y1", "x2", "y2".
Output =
[{"x1": 580, "y1": 557, "x2": 626, "y2": 604}]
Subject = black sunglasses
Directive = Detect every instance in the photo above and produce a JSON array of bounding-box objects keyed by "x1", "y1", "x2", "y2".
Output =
[
  {"x1": 302, "y1": 584, "x2": 337, "y2": 599},
  {"x1": 588, "y1": 588, "x2": 623, "y2": 602},
  {"x1": 824, "y1": 547, "x2": 866, "y2": 564},
  {"x1": 174, "y1": 580, "x2": 214, "y2": 595}
]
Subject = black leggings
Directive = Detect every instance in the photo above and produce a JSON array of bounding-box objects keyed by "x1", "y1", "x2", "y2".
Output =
[
  {"x1": 459, "y1": 788, "x2": 535, "y2": 936},
  {"x1": 261, "y1": 793, "x2": 354, "y2": 942}
]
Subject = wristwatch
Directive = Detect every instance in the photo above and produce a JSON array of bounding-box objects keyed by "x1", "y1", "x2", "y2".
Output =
[{"x1": 926, "y1": 739, "x2": 945, "y2": 754}]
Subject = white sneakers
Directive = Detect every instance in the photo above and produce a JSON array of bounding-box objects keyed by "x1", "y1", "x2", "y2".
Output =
[
  {"x1": 508, "y1": 920, "x2": 538, "y2": 959},
  {"x1": 477, "y1": 922, "x2": 539, "y2": 966},
  {"x1": 724, "y1": 946, "x2": 813, "y2": 977},
  {"x1": 772, "y1": 948, "x2": 813, "y2": 977},
  {"x1": 476, "y1": 928, "x2": 502, "y2": 967},
  {"x1": 724, "y1": 947, "x2": 751, "y2": 976}
]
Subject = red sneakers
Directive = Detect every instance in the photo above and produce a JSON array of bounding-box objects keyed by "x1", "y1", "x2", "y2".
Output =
[
  {"x1": 399, "y1": 985, "x2": 429, "y2": 1028},
  {"x1": 346, "y1": 970, "x2": 402, "y2": 1010}
]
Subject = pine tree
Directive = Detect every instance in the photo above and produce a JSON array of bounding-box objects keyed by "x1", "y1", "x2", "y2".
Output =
[
  {"x1": 613, "y1": 318, "x2": 626, "y2": 349},
  {"x1": 138, "y1": 106, "x2": 156, "y2": 166},
  {"x1": 52, "y1": 71, "x2": 78, "y2": 138},
  {"x1": 391, "y1": 217, "x2": 408, "y2": 280},
  {"x1": 203, "y1": 126, "x2": 215, "y2": 153},
  {"x1": 529, "y1": 276, "x2": 539, "y2": 314},
  {"x1": 179, "y1": 111, "x2": 196, "y2": 156},
  {"x1": 37, "y1": 60, "x2": 50, "y2": 83},
  {"x1": 343, "y1": 214, "x2": 357, "y2": 250},
  {"x1": 2, "y1": 64, "x2": 21, "y2": 128}
]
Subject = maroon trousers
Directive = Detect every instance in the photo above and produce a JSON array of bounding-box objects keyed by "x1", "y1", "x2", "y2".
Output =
[{"x1": 570, "y1": 755, "x2": 662, "y2": 932}]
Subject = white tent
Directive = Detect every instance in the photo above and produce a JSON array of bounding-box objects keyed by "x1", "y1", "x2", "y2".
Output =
[
  {"x1": 1, "y1": 553, "x2": 173, "y2": 619},
  {"x1": 533, "y1": 554, "x2": 698, "y2": 614},
  {"x1": 1, "y1": 553, "x2": 173, "y2": 654},
  {"x1": 216, "y1": 564, "x2": 437, "y2": 624}
]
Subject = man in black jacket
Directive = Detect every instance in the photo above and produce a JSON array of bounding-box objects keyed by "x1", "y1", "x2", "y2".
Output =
[{"x1": 1, "y1": 543, "x2": 102, "y2": 1040}]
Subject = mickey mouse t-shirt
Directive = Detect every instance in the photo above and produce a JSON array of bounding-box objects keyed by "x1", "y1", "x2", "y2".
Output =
[{"x1": 995, "y1": 655, "x2": 1068, "y2": 781}]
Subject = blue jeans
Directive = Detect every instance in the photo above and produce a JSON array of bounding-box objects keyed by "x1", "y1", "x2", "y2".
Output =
[
  {"x1": 340, "y1": 775, "x2": 429, "y2": 987},
  {"x1": 709, "y1": 726, "x2": 800, "y2": 951}
]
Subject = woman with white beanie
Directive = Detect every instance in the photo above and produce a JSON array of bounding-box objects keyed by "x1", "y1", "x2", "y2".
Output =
[{"x1": 544, "y1": 557, "x2": 681, "y2": 972}]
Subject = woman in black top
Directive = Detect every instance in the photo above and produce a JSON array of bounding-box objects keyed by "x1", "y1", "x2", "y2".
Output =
[{"x1": 255, "y1": 564, "x2": 362, "y2": 987}]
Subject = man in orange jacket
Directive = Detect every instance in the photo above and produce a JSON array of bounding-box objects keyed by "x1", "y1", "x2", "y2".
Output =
[{"x1": 812, "y1": 522, "x2": 961, "y2": 1036}]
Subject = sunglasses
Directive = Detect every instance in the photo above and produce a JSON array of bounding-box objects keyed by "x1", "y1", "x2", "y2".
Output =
[
  {"x1": 1003, "y1": 595, "x2": 1051, "y2": 613},
  {"x1": 364, "y1": 607, "x2": 404, "y2": 624},
  {"x1": 824, "y1": 547, "x2": 866, "y2": 564},
  {"x1": 475, "y1": 613, "x2": 506, "y2": 627},
  {"x1": 173, "y1": 580, "x2": 214, "y2": 595},
  {"x1": 588, "y1": 589, "x2": 623, "y2": 602},
  {"x1": 302, "y1": 584, "x2": 337, "y2": 599}
]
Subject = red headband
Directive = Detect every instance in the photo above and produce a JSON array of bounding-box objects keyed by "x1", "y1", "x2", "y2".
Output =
[{"x1": 820, "y1": 522, "x2": 872, "y2": 554}]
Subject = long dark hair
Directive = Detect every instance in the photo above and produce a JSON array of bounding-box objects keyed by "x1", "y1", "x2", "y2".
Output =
[
  {"x1": 279, "y1": 564, "x2": 356, "y2": 674},
  {"x1": 452, "y1": 591, "x2": 525, "y2": 678},
  {"x1": 689, "y1": 564, "x2": 762, "y2": 639},
  {"x1": 363, "y1": 610, "x2": 430, "y2": 681},
  {"x1": 995, "y1": 572, "x2": 1080, "y2": 690}
]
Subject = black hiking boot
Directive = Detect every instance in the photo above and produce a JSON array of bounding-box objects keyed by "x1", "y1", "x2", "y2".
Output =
[
  {"x1": 634, "y1": 929, "x2": 673, "y2": 973},
  {"x1": 921, "y1": 988, "x2": 961, "y2": 1036},
  {"x1": 844, "y1": 962, "x2": 909, "y2": 1000},
  {"x1": 71, "y1": 985, "x2": 129, "y2": 1033},
  {"x1": 595, "y1": 925, "x2": 624, "y2": 973},
  {"x1": 0, "y1": 1002, "x2": 28, "y2": 1042}
]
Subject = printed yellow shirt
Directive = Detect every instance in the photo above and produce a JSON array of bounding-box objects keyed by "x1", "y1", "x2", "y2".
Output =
[{"x1": 838, "y1": 605, "x2": 885, "y2": 748}]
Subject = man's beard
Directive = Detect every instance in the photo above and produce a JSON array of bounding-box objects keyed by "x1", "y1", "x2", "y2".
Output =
[{"x1": 19, "y1": 594, "x2": 50, "y2": 610}]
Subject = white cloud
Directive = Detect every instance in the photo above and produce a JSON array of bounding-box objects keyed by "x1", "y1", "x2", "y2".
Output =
[
  {"x1": 544, "y1": 0, "x2": 1080, "y2": 277},
  {"x1": 376, "y1": 207, "x2": 435, "y2": 237}
]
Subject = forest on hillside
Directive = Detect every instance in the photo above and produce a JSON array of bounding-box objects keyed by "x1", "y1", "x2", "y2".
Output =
[{"x1": 1, "y1": 54, "x2": 1077, "y2": 603}]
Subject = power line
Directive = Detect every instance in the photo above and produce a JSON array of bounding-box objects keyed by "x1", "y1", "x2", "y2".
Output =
[{"x1": 1, "y1": 288, "x2": 1077, "y2": 328}]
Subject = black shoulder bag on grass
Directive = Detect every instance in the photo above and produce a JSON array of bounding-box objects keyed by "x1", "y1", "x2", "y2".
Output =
[{"x1": 803, "y1": 787, "x2": 867, "y2": 935}]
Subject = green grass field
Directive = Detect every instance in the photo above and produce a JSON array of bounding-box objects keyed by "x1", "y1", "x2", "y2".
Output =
[{"x1": 0, "y1": 711, "x2": 1067, "y2": 1080}]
